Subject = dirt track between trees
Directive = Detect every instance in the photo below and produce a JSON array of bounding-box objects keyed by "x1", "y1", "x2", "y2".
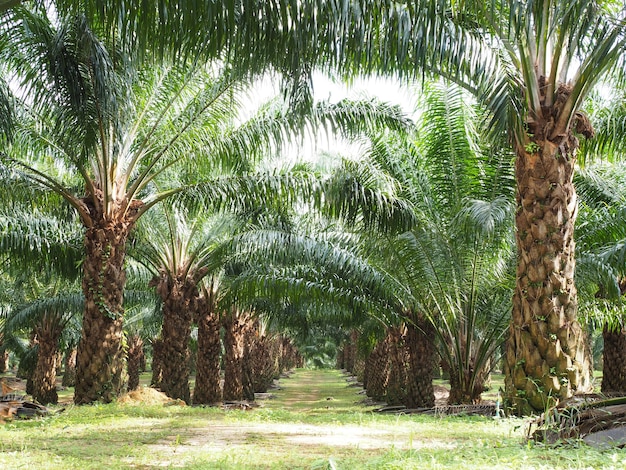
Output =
[{"x1": 148, "y1": 369, "x2": 452, "y2": 464}]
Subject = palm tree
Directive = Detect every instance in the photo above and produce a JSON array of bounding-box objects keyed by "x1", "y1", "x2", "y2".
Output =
[
  {"x1": 4, "y1": 274, "x2": 83, "y2": 404},
  {"x1": 1, "y1": 5, "x2": 411, "y2": 403},
  {"x1": 366, "y1": 83, "x2": 516, "y2": 405},
  {"x1": 193, "y1": 278, "x2": 222, "y2": 405},
  {"x1": 131, "y1": 207, "x2": 233, "y2": 403},
  {"x1": 229, "y1": 82, "x2": 516, "y2": 406},
  {"x1": 320, "y1": 0, "x2": 625, "y2": 414},
  {"x1": 1, "y1": 10, "x2": 231, "y2": 403}
]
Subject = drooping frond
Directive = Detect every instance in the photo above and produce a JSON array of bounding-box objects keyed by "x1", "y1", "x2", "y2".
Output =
[
  {"x1": 0, "y1": 209, "x2": 83, "y2": 279},
  {"x1": 6, "y1": 291, "x2": 83, "y2": 332}
]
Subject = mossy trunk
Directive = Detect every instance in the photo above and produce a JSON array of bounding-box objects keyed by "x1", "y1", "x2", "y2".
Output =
[
  {"x1": 223, "y1": 312, "x2": 246, "y2": 401},
  {"x1": 126, "y1": 335, "x2": 144, "y2": 392},
  {"x1": 193, "y1": 296, "x2": 222, "y2": 405},
  {"x1": 32, "y1": 326, "x2": 61, "y2": 405},
  {"x1": 155, "y1": 275, "x2": 198, "y2": 404},
  {"x1": 601, "y1": 324, "x2": 626, "y2": 393},
  {"x1": 405, "y1": 316, "x2": 435, "y2": 408},
  {"x1": 504, "y1": 92, "x2": 593, "y2": 414},
  {"x1": 75, "y1": 222, "x2": 129, "y2": 404}
]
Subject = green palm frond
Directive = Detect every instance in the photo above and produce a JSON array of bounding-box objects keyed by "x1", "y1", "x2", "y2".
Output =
[
  {"x1": 320, "y1": 158, "x2": 418, "y2": 233},
  {"x1": 0, "y1": 210, "x2": 83, "y2": 279},
  {"x1": 6, "y1": 291, "x2": 83, "y2": 332},
  {"x1": 580, "y1": 87, "x2": 626, "y2": 162},
  {"x1": 131, "y1": 203, "x2": 236, "y2": 282}
]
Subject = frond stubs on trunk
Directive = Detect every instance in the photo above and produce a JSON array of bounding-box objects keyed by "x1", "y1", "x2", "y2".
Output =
[{"x1": 526, "y1": 79, "x2": 594, "y2": 156}]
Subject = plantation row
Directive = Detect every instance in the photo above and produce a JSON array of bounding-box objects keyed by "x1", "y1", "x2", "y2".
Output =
[{"x1": 0, "y1": 1, "x2": 625, "y2": 419}]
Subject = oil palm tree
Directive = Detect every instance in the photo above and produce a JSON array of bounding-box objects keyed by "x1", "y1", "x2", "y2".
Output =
[
  {"x1": 309, "y1": 0, "x2": 625, "y2": 414},
  {"x1": 1, "y1": 6, "x2": 410, "y2": 404},
  {"x1": 6, "y1": 0, "x2": 623, "y2": 412},
  {"x1": 365, "y1": 83, "x2": 515, "y2": 405},
  {"x1": 230, "y1": 82, "x2": 516, "y2": 406},
  {"x1": 131, "y1": 207, "x2": 233, "y2": 403},
  {"x1": 1, "y1": 10, "x2": 245, "y2": 403},
  {"x1": 4, "y1": 275, "x2": 83, "y2": 404}
]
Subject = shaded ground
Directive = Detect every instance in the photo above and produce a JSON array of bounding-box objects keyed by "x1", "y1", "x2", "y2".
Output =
[{"x1": 2, "y1": 369, "x2": 619, "y2": 469}]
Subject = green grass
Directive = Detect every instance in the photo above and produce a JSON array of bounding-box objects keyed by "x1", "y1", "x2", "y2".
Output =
[{"x1": 1, "y1": 369, "x2": 623, "y2": 469}]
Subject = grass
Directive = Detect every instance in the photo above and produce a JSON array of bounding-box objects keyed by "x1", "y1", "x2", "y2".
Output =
[{"x1": 1, "y1": 369, "x2": 623, "y2": 469}]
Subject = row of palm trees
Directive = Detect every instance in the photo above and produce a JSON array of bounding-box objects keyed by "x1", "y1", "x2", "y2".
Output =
[{"x1": 0, "y1": 1, "x2": 625, "y2": 414}]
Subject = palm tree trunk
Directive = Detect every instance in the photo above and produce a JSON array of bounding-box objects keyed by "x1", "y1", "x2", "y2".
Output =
[
  {"x1": 343, "y1": 332, "x2": 357, "y2": 373},
  {"x1": 353, "y1": 355, "x2": 365, "y2": 384},
  {"x1": 385, "y1": 326, "x2": 407, "y2": 406},
  {"x1": 156, "y1": 276, "x2": 197, "y2": 404},
  {"x1": 336, "y1": 345, "x2": 345, "y2": 369},
  {"x1": 448, "y1": 364, "x2": 489, "y2": 405},
  {"x1": 404, "y1": 316, "x2": 435, "y2": 408},
  {"x1": 601, "y1": 324, "x2": 626, "y2": 394},
  {"x1": 505, "y1": 132, "x2": 593, "y2": 414},
  {"x1": 252, "y1": 334, "x2": 278, "y2": 393},
  {"x1": 126, "y1": 334, "x2": 144, "y2": 392},
  {"x1": 62, "y1": 348, "x2": 77, "y2": 387},
  {"x1": 223, "y1": 312, "x2": 246, "y2": 401},
  {"x1": 364, "y1": 336, "x2": 389, "y2": 402},
  {"x1": 75, "y1": 223, "x2": 129, "y2": 404},
  {"x1": 193, "y1": 300, "x2": 222, "y2": 405},
  {"x1": 279, "y1": 336, "x2": 301, "y2": 371},
  {"x1": 150, "y1": 338, "x2": 164, "y2": 389},
  {"x1": 242, "y1": 323, "x2": 255, "y2": 401},
  {"x1": 32, "y1": 326, "x2": 61, "y2": 405}
]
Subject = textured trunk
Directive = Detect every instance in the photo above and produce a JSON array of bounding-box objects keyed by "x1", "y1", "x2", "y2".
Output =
[
  {"x1": 193, "y1": 298, "x2": 222, "y2": 405},
  {"x1": 32, "y1": 326, "x2": 61, "y2": 405},
  {"x1": 151, "y1": 338, "x2": 164, "y2": 389},
  {"x1": 155, "y1": 275, "x2": 197, "y2": 404},
  {"x1": 343, "y1": 332, "x2": 357, "y2": 373},
  {"x1": 279, "y1": 336, "x2": 301, "y2": 371},
  {"x1": 62, "y1": 348, "x2": 77, "y2": 387},
  {"x1": 448, "y1": 364, "x2": 490, "y2": 405},
  {"x1": 353, "y1": 355, "x2": 365, "y2": 384},
  {"x1": 405, "y1": 316, "x2": 435, "y2": 408},
  {"x1": 223, "y1": 312, "x2": 246, "y2": 401},
  {"x1": 75, "y1": 222, "x2": 129, "y2": 404},
  {"x1": 242, "y1": 323, "x2": 255, "y2": 401},
  {"x1": 601, "y1": 324, "x2": 626, "y2": 393},
  {"x1": 505, "y1": 92, "x2": 593, "y2": 414},
  {"x1": 385, "y1": 326, "x2": 407, "y2": 406},
  {"x1": 252, "y1": 334, "x2": 278, "y2": 393},
  {"x1": 364, "y1": 336, "x2": 389, "y2": 401},
  {"x1": 126, "y1": 335, "x2": 144, "y2": 392}
]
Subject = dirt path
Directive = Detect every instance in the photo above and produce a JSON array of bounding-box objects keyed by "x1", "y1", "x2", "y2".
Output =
[
  {"x1": 148, "y1": 368, "x2": 452, "y2": 467},
  {"x1": 267, "y1": 369, "x2": 367, "y2": 413}
]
